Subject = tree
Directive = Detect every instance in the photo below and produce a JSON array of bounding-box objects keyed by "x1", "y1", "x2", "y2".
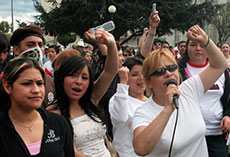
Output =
[
  {"x1": 0, "y1": 21, "x2": 10, "y2": 33},
  {"x1": 33, "y1": 0, "x2": 216, "y2": 43},
  {"x1": 16, "y1": 20, "x2": 27, "y2": 28},
  {"x1": 210, "y1": 2, "x2": 230, "y2": 43},
  {"x1": 57, "y1": 34, "x2": 76, "y2": 48}
]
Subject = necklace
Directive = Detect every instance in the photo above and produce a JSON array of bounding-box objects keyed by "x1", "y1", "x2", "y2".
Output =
[{"x1": 11, "y1": 112, "x2": 38, "y2": 132}]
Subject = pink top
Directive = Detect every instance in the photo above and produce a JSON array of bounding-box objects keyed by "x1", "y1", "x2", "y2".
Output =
[{"x1": 26, "y1": 141, "x2": 41, "y2": 155}]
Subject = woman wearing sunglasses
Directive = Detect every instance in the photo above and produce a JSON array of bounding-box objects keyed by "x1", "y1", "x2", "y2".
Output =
[{"x1": 132, "y1": 25, "x2": 227, "y2": 156}]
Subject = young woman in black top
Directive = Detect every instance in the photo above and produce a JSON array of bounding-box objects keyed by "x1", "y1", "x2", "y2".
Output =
[{"x1": 0, "y1": 56, "x2": 74, "y2": 157}]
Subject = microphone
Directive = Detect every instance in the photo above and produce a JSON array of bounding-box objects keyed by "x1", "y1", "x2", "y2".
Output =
[{"x1": 166, "y1": 80, "x2": 179, "y2": 109}]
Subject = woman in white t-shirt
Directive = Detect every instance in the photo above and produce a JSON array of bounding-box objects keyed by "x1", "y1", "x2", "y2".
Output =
[
  {"x1": 132, "y1": 25, "x2": 227, "y2": 157},
  {"x1": 177, "y1": 39, "x2": 230, "y2": 157}
]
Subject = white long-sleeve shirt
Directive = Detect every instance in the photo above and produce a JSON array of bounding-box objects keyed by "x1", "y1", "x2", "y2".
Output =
[{"x1": 109, "y1": 84, "x2": 146, "y2": 157}]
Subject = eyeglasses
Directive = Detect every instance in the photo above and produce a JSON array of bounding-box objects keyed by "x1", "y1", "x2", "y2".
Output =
[{"x1": 150, "y1": 64, "x2": 178, "y2": 76}]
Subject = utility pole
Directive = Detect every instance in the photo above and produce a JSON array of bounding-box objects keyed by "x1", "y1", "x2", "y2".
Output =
[{"x1": 11, "y1": 0, "x2": 14, "y2": 33}]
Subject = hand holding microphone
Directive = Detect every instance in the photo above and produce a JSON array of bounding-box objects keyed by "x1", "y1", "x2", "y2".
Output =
[{"x1": 166, "y1": 80, "x2": 179, "y2": 109}]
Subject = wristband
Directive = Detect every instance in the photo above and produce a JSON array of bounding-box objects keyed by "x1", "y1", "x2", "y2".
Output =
[
  {"x1": 148, "y1": 31, "x2": 155, "y2": 37},
  {"x1": 201, "y1": 36, "x2": 210, "y2": 48}
]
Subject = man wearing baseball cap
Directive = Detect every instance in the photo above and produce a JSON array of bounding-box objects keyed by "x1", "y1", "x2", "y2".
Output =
[{"x1": 10, "y1": 25, "x2": 55, "y2": 108}]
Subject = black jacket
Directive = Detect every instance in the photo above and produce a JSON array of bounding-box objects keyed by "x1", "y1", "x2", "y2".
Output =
[{"x1": 0, "y1": 109, "x2": 74, "y2": 157}]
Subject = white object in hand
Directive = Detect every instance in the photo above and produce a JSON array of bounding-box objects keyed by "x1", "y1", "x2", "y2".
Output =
[{"x1": 93, "y1": 21, "x2": 115, "y2": 32}]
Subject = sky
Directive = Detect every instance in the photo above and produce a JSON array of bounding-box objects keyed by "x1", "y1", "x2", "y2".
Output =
[{"x1": 0, "y1": 0, "x2": 40, "y2": 32}]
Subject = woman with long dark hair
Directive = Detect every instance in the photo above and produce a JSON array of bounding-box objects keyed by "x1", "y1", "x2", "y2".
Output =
[{"x1": 52, "y1": 27, "x2": 118, "y2": 156}]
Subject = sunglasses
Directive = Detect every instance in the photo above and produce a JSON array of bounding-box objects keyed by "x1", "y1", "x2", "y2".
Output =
[
  {"x1": 151, "y1": 64, "x2": 178, "y2": 76},
  {"x1": 154, "y1": 42, "x2": 161, "y2": 46},
  {"x1": 123, "y1": 54, "x2": 132, "y2": 57}
]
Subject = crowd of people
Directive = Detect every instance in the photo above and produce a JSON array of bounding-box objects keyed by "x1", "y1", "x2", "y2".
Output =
[{"x1": 0, "y1": 9, "x2": 230, "y2": 157}]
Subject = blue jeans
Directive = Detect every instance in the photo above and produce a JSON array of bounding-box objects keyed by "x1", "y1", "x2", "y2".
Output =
[{"x1": 205, "y1": 134, "x2": 228, "y2": 157}]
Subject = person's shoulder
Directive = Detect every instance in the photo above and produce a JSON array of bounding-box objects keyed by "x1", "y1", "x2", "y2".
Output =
[
  {"x1": 38, "y1": 108, "x2": 65, "y2": 122},
  {"x1": 135, "y1": 98, "x2": 152, "y2": 112},
  {"x1": 0, "y1": 112, "x2": 10, "y2": 129}
]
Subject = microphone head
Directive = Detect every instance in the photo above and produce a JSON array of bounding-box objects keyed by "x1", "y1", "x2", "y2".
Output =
[{"x1": 166, "y1": 80, "x2": 178, "y2": 87}]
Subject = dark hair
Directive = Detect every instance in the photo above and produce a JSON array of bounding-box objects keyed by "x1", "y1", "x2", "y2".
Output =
[
  {"x1": 216, "y1": 42, "x2": 221, "y2": 47},
  {"x1": 0, "y1": 56, "x2": 45, "y2": 111},
  {"x1": 177, "y1": 39, "x2": 190, "y2": 67},
  {"x1": 153, "y1": 38, "x2": 162, "y2": 44},
  {"x1": 49, "y1": 45, "x2": 59, "y2": 54},
  {"x1": 116, "y1": 41, "x2": 122, "y2": 51},
  {"x1": 0, "y1": 32, "x2": 10, "y2": 53},
  {"x1": 81, "y1": 50, "x2": 90, "y2": 57},
  {"x1": 177, "y1": 39, "x2": 190, "y2": 82},
  {"x1": 220, "y1": 42, "x2": 229, "y2": 48},
  {"x1": 122, "y1": 46, "x2": 132, "y2": 55},
  {"x1": 178, "y1": 40, "x2": 186, "y2": 46},
  {"x1": 162, "y1": 41, "x2": 169, "y2": 45},
  {"x1": 123, "y1": 57, "x2": 143, "y2": 71},
  {"x1": 54, "y1": 56, "x2": 105, "y2": 126}
]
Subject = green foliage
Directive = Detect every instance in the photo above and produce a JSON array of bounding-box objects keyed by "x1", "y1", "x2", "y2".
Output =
[
  {"x1": 33, "y1": 0, "x2": 215, "y2": 42},
  {"x1": 210, "y1": 2, "x2": 230, "y2": 43},
  {"x1": 5, "y1": 33, "x2": 12, "y2": 39},
  {"x1": 57, "y1": 34, "x2": 76, "y2": 47},
  {"x1": 0, "y1": 21, "x2": 10, "y2": 33},
  {"x1": 16, "y1": 20, "x2": 27, "y2": 28}
]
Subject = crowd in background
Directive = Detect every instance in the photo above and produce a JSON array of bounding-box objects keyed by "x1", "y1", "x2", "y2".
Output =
[{"x1": 0, "y1": 9, "x2": 230, "y2": 157}]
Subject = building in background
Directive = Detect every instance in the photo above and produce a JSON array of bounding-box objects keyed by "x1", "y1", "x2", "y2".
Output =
[{"x1": 166, "y1": 0, "x2": 230, "y2": 47}]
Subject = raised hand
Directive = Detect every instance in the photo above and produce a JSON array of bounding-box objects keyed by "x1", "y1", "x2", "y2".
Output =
[
  {"x1": 149, "y1": 11, "x2": 160, "y2": 29},
  {"x1": 187, "y1": 25, "x2": 209, "y2": 47},
  {"x1": 84, "y1": 28, "x2": 97, "y2": 43},
  {"x1": 118, "y1": 66, "x2": 129, "y2": 84},
  {"x1": 85, "y1": 28, "x2": 115, "y2": 46}
]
